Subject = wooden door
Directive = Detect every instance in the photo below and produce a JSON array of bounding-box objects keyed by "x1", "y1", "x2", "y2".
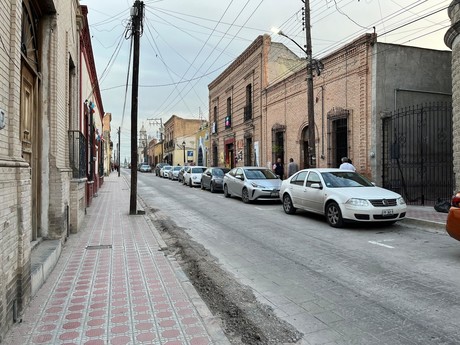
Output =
[{"x1": 21, "y1": 66, "x2": 40, "y2": 240}]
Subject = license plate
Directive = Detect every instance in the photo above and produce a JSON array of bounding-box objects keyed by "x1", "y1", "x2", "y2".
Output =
[{"x1": 382, "y1": 209, "x2": 393, "y2": 216}]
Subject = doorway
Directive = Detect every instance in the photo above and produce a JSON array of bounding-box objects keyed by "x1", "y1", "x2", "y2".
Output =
[
  {"x1": 21, "y1": 65, "x2": 41, "y2": 241},
  {"x1": 333, "y1": 118, "x2": 348, "y2": 168}
]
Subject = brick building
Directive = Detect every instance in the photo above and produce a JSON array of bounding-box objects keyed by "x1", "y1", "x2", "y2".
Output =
[
  {"x1": 0, "y1": 0, "x2": 106, "y2": 338},
  {"x1": 264, "y1": 34, "x2": 375, "y2": 177},
  {"x1": 208, "y1": 34, "x2": 302, "y2": 169},
  {"x1": 209, "y1": 32, "x2": 452, "y2": 203}
]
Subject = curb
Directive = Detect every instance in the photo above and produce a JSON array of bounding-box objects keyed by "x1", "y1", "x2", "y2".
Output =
[
  {"x1": 401, "y1": 217, "x2": 446, "y2": 233},
  {"x1": 132, "y1": 178, "x2": 231, "y2": 345}
]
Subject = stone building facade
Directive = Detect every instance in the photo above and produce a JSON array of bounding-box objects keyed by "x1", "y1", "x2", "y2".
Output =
[
  {"x1": 446, "y1": 0, "x2": 460, "y2": 191},
  {"x1": 0, "y1": 0, "x2": 106, "y2": 338}
]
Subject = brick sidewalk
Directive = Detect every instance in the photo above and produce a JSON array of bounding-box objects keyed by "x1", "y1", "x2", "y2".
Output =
[{"x1": 4, "y1": 174, "x2": 229, "y2": 345}]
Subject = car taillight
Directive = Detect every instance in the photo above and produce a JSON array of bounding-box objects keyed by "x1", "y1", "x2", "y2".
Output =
[{"x1": 452, "y1": 194, "x2": 460, "y2": 208}]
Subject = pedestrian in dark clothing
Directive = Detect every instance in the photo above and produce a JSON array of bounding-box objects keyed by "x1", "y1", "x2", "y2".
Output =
[{"x1": 273, "y1": 158, "x2": 284, "y2": 179}]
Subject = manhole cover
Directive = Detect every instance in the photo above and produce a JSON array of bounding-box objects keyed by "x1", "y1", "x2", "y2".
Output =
[{"x1": 85, "y1": 245, "x2": 112, "y2": 250}]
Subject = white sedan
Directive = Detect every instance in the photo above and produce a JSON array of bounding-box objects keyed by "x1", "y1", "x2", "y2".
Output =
[
  {"x1": 183, "y1": 166, "x2": 207, "y2": 187},
  {"x1": 280, "y1": 168, "x2": 406, "y2": 227}
]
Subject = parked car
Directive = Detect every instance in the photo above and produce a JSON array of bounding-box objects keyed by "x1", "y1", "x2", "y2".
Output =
[
  {"x1": 280, "y1": 168, "x2": 407, "y2": 228},
  {"x1": 154, "y1": 163, "x2": 168, "y2": 176},
  {"x1": 201, "y1": 167, "x2": 230, "y2": 193},
  {"x1": 169, "y1": 166, "x2": 182, "y2": 180},
  {"x1": 177, "y1": 167, "x2": 186, "y2": 183},
  {"x1": 183, "y1": 166, "x2": 207, "y2": 187},
  {"x1": 139, "y1": 164, "x2": 152, "y2": 173},
  {"x1": 446, "y1": 192, "x2": 460, "y2": 241},
  {"x1": 160, "y1": 165, "x2": 172, "y2": 178},
  {"x1": 223, "y1": 167, "x2": 281, "y2": 203}
]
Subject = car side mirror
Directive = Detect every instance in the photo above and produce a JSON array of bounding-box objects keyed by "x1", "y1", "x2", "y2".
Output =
[
  {"x1": 236, "y1": 174, "x2": 244, "y2": 180},
  {"x1": 310, "y1": 183, "x2": 322, "y2": 190}
]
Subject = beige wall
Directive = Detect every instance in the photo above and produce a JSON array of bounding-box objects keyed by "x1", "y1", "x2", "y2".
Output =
[
  {"x1": 163, "y1": 115, "x2": 202, "y2": 165},
  {"x1": 0, "y1": 0, "x2": 83, "y2": 338}
]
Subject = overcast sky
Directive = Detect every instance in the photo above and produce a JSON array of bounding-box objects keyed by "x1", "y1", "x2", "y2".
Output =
[{"x1": 79, "y1": 0, "x2": 451, "y2": 163}]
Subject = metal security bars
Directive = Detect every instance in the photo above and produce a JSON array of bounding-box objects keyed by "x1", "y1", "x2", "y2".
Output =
[
  {"x1": 382, "y1": 102, "x2": 453, "y2": 205},
  {"x1": 68, "y1": 130, "x2": 87, "y2": 179}
]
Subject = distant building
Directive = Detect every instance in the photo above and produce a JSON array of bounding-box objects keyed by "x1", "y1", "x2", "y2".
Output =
[{"x1": 163, "y1": 115, "x2": 203, "y2": 165}]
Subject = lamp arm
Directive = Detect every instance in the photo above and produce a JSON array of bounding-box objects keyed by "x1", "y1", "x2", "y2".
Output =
[{"x1": 279, "y1": 32, "x2": 307, "y2": 55}]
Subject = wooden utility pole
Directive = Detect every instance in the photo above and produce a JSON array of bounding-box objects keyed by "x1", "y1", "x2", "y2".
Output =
[
  {"x1": 303, "y1": 0, "x2": 316, "y2": 168},
  {"x1": 130, "y1": 0, "x2": 144, "y2": 215}
]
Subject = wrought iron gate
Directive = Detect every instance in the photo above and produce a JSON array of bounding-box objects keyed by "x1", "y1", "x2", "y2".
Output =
[{"x1": 382, "y1": 102, "x2": 453, "y2": 205}]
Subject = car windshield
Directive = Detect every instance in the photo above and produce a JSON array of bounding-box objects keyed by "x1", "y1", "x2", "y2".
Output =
[
  {"x1": 164, "y1": 166, "x2": 172, "y2": 170},
  {"x1": 243, "y1": 168, "x2": 278, "y2": 179},
  {"x1": 192, "y1": 167, "x2": 206, "y2": 173},
  {"x1": 173, "y1": 166, "x2": 181, "y2": 171},
  {"x1": 321, "y1": 171, "x2": 373, "y2": 188},
  {"x1": 213, "y1": 169, "x2": 225, "y2": 176}
]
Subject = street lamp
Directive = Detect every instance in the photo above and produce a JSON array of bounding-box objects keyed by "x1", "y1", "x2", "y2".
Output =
[
  {"x1": 182, "y1": 141, "x2": 186, "y2": 165},
  {"x1": 272, "y1": 22, "x2": 320, "y2": 168}
]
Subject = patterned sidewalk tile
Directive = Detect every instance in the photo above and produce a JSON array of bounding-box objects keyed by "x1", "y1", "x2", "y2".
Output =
[{"x1": 2, "y1": 175, "x2": 222, "y2": 345}]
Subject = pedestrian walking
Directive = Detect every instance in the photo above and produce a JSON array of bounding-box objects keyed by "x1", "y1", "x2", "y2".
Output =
[
  {"x1": 287, "y1": 158, "x2": 299, "y2": 177},
  {"x1": 339, "y1": 157, "x2": 356, "y2": 171},
  {"x1": 273, "y1": 158, "x2": 284, "y2": 179}
]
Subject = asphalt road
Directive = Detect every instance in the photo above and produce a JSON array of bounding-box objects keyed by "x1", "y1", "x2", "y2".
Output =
[{"x1": 136, "y1": 171, "x2": 460, "y2": 345}]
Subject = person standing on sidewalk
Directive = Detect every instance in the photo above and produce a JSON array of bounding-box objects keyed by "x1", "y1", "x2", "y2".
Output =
[
  {"x1": 339, "y1": 157, "x2": 356, "y2": 171},
  {"x1": 273, "y1": 158, "x2": 284, "y2": 180},
  {"x1": 287, "y1": 158, "x2": 299, "y2": 177}
]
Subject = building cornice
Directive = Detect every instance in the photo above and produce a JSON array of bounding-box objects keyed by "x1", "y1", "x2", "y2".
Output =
[{"x1": 208, "y1": 35, "x2": 265, "y2": 90}]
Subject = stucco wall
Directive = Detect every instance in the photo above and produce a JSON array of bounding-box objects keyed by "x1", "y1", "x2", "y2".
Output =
[
  {"x1": 446, "y1": 0, "x2": 460, "y2": 191},
  {"x1": 371, "y1": 42, "x2": 452, "y2": 183}
]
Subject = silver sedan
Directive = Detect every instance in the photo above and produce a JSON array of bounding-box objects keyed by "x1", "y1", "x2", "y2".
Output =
[{"x1": 223, "y1": 167, "x2": 282, "y2": 203}]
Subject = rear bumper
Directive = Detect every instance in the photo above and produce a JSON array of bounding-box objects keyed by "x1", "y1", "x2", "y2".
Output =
[{"x1": 446, "y1": 208, "x2": 460, "y2": 241}]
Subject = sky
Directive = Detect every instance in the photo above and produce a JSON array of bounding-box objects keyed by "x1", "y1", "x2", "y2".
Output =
[{"x1": 79, "y1": 0, "x2": 452, "y2": 163}]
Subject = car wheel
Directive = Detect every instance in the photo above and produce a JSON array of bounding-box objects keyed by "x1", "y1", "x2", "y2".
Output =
[
  {"x1": 326, "y1": 202, "x2": 344, "y2": 228},
  {"x1": 241, "y1": 188, "x2": 250, "y2": 203},
  {"x1": 224, "y1": 185, "x2": 231, "y2": 198},
  {"x1": 189, "y1": 179, "x2": 192, "y2": 187},
  {"x1": 283, "y1": 194, "x2": 296, "y2": 214},
  {"x1": 210, "y1": 183, "x2": 215, "y2": 193}
]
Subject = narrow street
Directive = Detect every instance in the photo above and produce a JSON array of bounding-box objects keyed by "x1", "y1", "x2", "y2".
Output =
[{"x1": 137, "y1": 171, "x2": 460, "y2": 345}]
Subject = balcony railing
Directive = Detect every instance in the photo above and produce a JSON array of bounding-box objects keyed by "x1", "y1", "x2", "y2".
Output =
[{"x1": 68, "y1": 130, "x2": 87, "y2": 179}]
